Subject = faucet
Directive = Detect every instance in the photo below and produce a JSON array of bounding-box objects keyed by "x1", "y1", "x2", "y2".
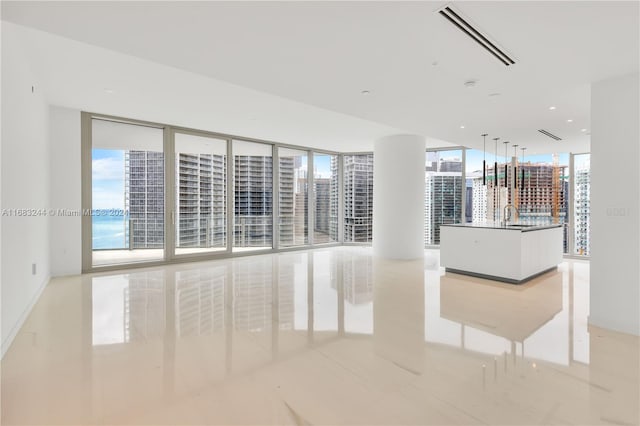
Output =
[{"x1": 503, "y1": 204, "x2": 519, "y2": 225}]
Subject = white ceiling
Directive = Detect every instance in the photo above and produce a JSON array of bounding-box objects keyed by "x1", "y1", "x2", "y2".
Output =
[
  {"x1": 3, "y1": 1, "x2": 639, "y2": 154},
  {"x1": 3, "y1": 21, "x2": 405, "y2": 153}
]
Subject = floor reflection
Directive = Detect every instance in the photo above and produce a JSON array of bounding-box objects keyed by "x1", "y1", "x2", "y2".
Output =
[
  {"x1": 2, "y1": 247, "x2": 638, "y2": 425},
  {"x1": 436, "y1": 270, "x2": 566, "y2": 364},
  {"x1": 90, "y1": 250, "x2": 584, "y2": 370}
]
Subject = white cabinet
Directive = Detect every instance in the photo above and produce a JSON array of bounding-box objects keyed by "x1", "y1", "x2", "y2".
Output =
[{"x1": 440, "y1": 225, "x2": 563, "y2": 284}]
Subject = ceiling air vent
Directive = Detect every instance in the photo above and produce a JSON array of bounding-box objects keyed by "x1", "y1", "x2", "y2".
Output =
[
  {"x1": 538, "y1": 129, "x2": 562, "y2": 141},
  {"x1": 438, "y1": 6, "x2": 516, "y2": 67}
]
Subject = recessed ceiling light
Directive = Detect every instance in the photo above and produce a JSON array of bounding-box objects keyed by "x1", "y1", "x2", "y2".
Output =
[
  {"x1": 549, "y1": 106, "x2": 556, "y2": 110},
  {"x1": 104, "y1": 88, "x2": 115, "y2": 94},
  {"x1": 567, "y1": 119, "x2": 573, "y2": 123},
  {"x1": 581, "y1": 128, "x2": 587, "y2": 132},
  {"x1": 460, "y1": 125, "x2": 465, "y2": 129},
  {"x1": 488, "y1": 92, "x2": 501, "y2": 97},
  {"x1": 361, "y1": 90, "x2": 371, "y2": 95}
]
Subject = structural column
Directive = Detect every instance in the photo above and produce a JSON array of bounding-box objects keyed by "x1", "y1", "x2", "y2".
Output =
[
  {"x1": 590, "y1": 72, "x2": 639, "y2": 336},
  {"x1": 373, "y1": 134, "x2": 425, "y2": 259}
]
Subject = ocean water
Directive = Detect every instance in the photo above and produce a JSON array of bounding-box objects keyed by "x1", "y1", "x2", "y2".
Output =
[{"x1": 92, "y1": 215, "x2": 127, "y2": 249}]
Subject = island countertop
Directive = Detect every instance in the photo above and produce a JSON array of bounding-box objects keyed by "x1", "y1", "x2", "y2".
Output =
[
  {"x1": 439, "y1": 223, "x2": 564, "y2": 284},
  {"x1": 440, "y1": 222, "x2": 563, "y2": 232}
]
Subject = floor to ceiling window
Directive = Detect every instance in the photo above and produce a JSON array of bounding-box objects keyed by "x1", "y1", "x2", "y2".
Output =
[
  {"x1": 343, "y1": 154, "x2": 373, "y2": 243},
  {"x1": 464, "y1": 148, "x2": 486, "y2": 223},
  {"x1": 84, "y1": 113, "x2": 586, "y2": 273},
  {"x1": 232, "y1": 140, "x2": 273, "y2": 252},
  {"x1": 91, "y1": 118, "x2": 165, "y2": 267},
  {"x1": 313, "y1": 153, "x2": 339, "y2": 244},
  {"x1": 461, "y1": 147, "x2": 574, "y2": 254},
  {"x1": 278, "y1": 148, "x2": 308, "y2": 247},
  {"x1": 84, "y1": 114, "x2": 352, "y2": 272},
  {"x1": 174, "y1": 131, "x2": 227, "y2": 256},
  {"x1": 425, "y1": 149, "x2": 463, "y2": 245},
  {"x1": 516, "y1": 153, "x2": 570, "y2": 253}
]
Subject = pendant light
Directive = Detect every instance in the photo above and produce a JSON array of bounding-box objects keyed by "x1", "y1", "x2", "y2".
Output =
[
  {"x1": 512, "y1": 144, "x2": 519, "y2": 188},
  {"x1": 482, "y1": 133, "x2": 488, "y2": 185},
  {"x1": 503, "y1": 141, "x2": 509, "y2": 188}
]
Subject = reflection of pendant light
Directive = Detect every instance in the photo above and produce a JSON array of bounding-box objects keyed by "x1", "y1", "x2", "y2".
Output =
[
  {"x1": 503, "y1": 141, "x2": 509, "y2": 188},
  {"x1": 493, "y1": 137, "x2": 499, "y2": 187},
  {"x1": 482, "y1": 133, "x2": 488, "y2": 185},
  {"x1": 512, "y1": 144, "x2": 519, "y2": 188}
]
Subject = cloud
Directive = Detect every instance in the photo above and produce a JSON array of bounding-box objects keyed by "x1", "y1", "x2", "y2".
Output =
[
  {"x1": 93, "y1": 157, "x2": 125, "y2": 181},
  {"x1": 93, "y1": 180, "x2": 125, "y2": 210},
  {"x1": 92, "y1": 153, "x2": 125, "y2": 209}
]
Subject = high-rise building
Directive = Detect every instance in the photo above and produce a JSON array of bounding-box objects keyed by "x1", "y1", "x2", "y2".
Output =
[
  {"x1": 175, "y1": 153, "x2": 226, "y2": 248},
  {"x1": 126, "y1": 150, "x2": 165, "y2": 248},
  {"x1": 425, "y1": 172, "x2": 463, "y2": 245},
  {"x1": 515, "y1": 163, "x2": 568, "y2": 220},
  {"x1": 477, "y1": 160, "x2": 570, "y2": 252},
  {"x1": 465, "y1": 182, "x2": 473, "y2": 223},
  {"x1": 471, "y1": 177, "x2": 488, "y2": 223},
  {"x1": 234, "y1": 155, "x2": 274, "y2": 247},
  {"x1": 278, "y1": 156, "x2": 299, "y2": 246},
  {"x1": 439, "y1": 158, "x2": 463, "y2": 172},
  {"x1": 314, "y1": 177, "x2": 332, "y2": 243},
  {"x1": 127, "y1": 152, "x2": 327, "y2": 249},
  {"x1": 574, "y1": 164, "x2": 591, "y2": 255},
  {"x1": 342, "y1": 154, "x2": 374, "y2": 242},
  {"x1": 477, "y1": 161, "x2": 568, "y2": 223},
  {"x1": 329, "y1": 156, "x2": 340, "y2": 241},
  {"x1": 128, "y1": 150, "x2": 229, "y2": 250}
]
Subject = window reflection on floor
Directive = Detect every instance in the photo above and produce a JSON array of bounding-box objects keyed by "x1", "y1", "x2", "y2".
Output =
[
  {"x1": 9, "y1": 247, "x2": 636, "y2": 426},
  {"x1": 90, "y1": 248, "x2": 590, "y2": 370}
]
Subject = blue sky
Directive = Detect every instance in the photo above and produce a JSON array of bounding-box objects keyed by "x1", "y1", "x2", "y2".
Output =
[
  {"x1": 92, "y1": 149, "x2": 125, "y2": 210},
  {"x1": 314, "y1": 154, "x2": 332, "y2": 178}
]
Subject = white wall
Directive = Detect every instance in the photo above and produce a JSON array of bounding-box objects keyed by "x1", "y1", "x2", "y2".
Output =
[
  {"x1": 0, "y1": 19, "x2": 3, "y2": 367},
  {"x1": 49, "y1": 106, "x2": 82, "y2": 276},
  {"x1": 590, "y1": 72, "x2": 640, "y2": 336},
  {"x1": 373, "y1": 134, "x2": 425, "y2": 259},
  {"x1": 1, "y1": 23, "x2": 51, "y2": 355}
]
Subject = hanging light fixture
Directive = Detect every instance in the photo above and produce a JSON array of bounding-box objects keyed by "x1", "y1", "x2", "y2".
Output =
[
  {"x1": 482, "y1": 133, "x2": 488, "y2": 185},
  {"x1": 503, "y1": 141, "x2": 509, "y2": 188},
  {"x1": 512, "y1": 144, "x2": 519, "y2": 188}
]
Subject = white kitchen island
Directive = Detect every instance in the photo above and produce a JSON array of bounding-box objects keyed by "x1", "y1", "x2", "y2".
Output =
[{"x1": 439, "y1": 223, "x2": 563, "y2": 284}]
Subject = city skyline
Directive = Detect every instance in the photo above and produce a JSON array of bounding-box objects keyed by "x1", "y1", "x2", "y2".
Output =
[
  {"x1": 93, "y1": 147, "x2": 589, "y2": 256},
  {"x1": 92, "y1": 149, "x2": 333, "y2": 210}
]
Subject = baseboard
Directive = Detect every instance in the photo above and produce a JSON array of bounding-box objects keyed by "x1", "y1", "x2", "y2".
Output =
[
  {"x1": 444, "y1": 266, "x2": 557, "y2": 285},
  {"x1": 588, "y1": 314, "x2": 640, "y2": 337},
  {"x1": 1, "y1": 274, "x2": 51, "y2": 359},
  {"x1": 51, "y1": 269, "x2": 81, "y2": 278}
]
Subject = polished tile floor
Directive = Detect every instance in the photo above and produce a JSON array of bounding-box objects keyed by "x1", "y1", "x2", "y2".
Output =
[{"x1": 2, "y1": 247, "x2": 638, "y2": 425}]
